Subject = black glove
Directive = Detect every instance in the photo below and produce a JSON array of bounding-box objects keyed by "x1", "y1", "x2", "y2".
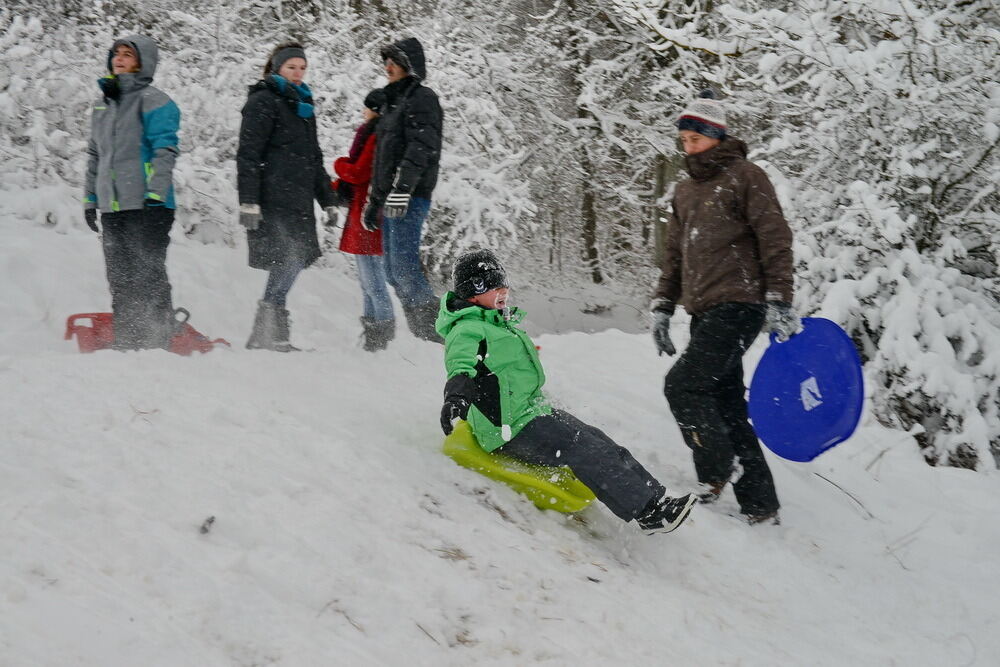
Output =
[
  {"x1": 765, "y1": 301, "x2": 799, "y2": 342},
  {"x1": 383, "y1": 190, "x2": 411, "y2": 219},
  {"x1": 84, "y1": 208, "x2": 99, "y2": 233},
  {"x1": 333, "y1": 180, "x2": 354, "y2": 206},
  {"x1": 362, "y1": 203, "x2": 381, "y2": 232},
  {"x1": 440, "y1": 374, "x2": 474, "y2": 435},
  {"x1": 650, "y1": 299, "x2": 676, "y2": 356},
  {"x1": 440, "y1": 396, "x2": 471, "y2": 436}
]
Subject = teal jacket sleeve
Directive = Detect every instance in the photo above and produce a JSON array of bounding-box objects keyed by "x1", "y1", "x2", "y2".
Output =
[
  {"x1": 141, "y1": 94, "x2": 180, "y2": 203},
  {"x1": 84, "y1": 131, "x2": 99, "y2": 209}
]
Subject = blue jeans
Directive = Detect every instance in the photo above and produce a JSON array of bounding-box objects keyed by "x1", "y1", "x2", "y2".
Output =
[
  {"x1": 263, "y1": 263, "x2": 303, "y2": 307},
  {"x1": 381, "y1": 196, "x2": 437, "y2": 310},
  {"x1": 356, "y1": 254, "x2": 393, "y2": 321}
]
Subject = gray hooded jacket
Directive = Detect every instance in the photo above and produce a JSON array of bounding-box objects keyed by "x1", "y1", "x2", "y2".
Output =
[{"x1": 84, "y1": 35, "x2": 180, "y2": 213}]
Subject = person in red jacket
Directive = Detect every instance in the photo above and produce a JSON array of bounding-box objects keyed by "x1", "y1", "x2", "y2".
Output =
[{"x1": 332, "y1": 89, "x2": 394, "y2": 351}]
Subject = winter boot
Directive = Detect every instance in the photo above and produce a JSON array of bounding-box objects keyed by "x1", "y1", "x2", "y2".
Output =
[
  {"x1": 403, "y1": 301, "x2": 444, "y2": 344},
  {"x1": 636, "y1": 492, "x2": 697, "y2": 535},
  {"x1": 360, "y1": 316, "x2": 395, "y2": 352},
  {"x1": 246, "y1": 300, "x2": 281, "y2": 351},
  {"x1": 696, "y1": 481, "x2": 726, "y2": 504},
  {"x1": 274, "y1": 306, "x2": 301, "y2": 353},
  {"x1": 746, "y1": 510, "x2": 780, "y2": 526}
]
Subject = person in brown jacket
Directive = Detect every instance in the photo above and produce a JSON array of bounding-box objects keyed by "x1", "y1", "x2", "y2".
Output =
[{"x1": 651, "y1": 90, "x2": 798, "y2": 525}]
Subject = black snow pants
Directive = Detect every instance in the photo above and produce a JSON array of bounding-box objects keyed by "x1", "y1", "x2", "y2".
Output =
[
  {"x1": 499, "y1": 409, "x2": 664, "y2": 520},
  {"x1": 101, "y1": 207, "x2": 175, "y2": 350},
  {"x1": 664, "y1": 302, "x2": 780, "y2": 516}
]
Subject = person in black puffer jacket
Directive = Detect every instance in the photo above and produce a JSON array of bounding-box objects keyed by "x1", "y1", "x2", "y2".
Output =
[
  {"x1": 363, "y1": 37, "x2": 444, "y2": 343},
  {"x1": 237, "y1": 42, "x2": 339, "y2": 352}
]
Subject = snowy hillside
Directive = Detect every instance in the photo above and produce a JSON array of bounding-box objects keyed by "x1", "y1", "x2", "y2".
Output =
[{"x1": 2, "y1": 222, "x2": 998, "y2": 666}]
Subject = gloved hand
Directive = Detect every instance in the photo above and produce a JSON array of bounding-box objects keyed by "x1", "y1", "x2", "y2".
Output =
[
  {"x1": 440, "y1": 395, "x2": 471, "y2": 436},
  {"x1": 324, "y1": 205, "x2": 341, "y2": 228},
  {"x1": 440, "y1": 374, "x2": 474, "y2": 436},
  {"x1": 331, "y1": 179, "x2": 353, "y2": 206},
  {"x1": 383, "y1": 190, "x2": 411, "y2": 219},
  {"x1": 765, "y1": 301, "x2": 799, "y2": 342},
  {"x1": 362, "y1": 203, "x2": 381, "y2": 232},
  {"x1": 239, "y1": 203, "x2": 262, "y2": 231},
  {"x1": 84, "y1": 208, "x2": 99, "y2": 233},
  {"x1": 144, "y1": 196, "x2": 165, "y2": 208},
  {"x1": 651, "y1": 299, "x2": 676, "y2": 356}
]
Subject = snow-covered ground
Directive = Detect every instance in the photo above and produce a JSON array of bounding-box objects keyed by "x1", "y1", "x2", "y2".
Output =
[{"x1": 2, "y1": 221, "x2": 998, "y2": 666}]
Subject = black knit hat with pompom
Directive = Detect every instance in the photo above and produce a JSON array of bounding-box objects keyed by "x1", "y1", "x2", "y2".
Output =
[{"x1": 453, "y1": 249, "x2": 508, "y2": 299}]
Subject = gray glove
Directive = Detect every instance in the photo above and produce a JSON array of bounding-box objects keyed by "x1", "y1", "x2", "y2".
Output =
[
  {"x1": 383, "y1": 190, "x2": 411, "y2": 219},
  {"x1": 239, "y1": 203, "x2": 261, "y2": 231},
  {"x1": 651, "y1": 300, "x2": 676, "y2": 356},
  {"x1": 765, "y1": 301, "x2": 799, "y2": 342}
]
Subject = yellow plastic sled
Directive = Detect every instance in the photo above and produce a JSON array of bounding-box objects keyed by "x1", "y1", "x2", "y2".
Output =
[{"x1": 443, "y1": 420, "x2": 596, "y2": 513}]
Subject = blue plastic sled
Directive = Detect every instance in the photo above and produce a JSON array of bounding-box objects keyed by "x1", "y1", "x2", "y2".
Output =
[{"x1": 748, "y1": 317, "x2": 864, "y2": 462}]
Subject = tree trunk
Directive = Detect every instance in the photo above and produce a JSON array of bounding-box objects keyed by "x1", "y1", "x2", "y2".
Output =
[{"x1": 652, "y1": 152, "x2": 670, "y2": 268}]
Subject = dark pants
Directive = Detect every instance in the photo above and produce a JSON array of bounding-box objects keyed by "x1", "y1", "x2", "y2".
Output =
[
  {"x1": 500, "y1": 410, "x2": 664, "y2": 521},
  {"x1": 664, "y1": 302, "x2": 779, "y2": 516},
  {"x1": 101, "y1": 208, "x2": 174, "y2": 350}
]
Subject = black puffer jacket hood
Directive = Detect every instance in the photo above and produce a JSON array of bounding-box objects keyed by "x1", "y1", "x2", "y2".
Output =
[{"x1": 380, "y1": 37, "x2": 427, "y2": 80}]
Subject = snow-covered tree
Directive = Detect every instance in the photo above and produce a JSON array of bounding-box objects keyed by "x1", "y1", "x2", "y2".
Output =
[{"x1": 3, "y1": 0, "x2": 996, "y2": 467}]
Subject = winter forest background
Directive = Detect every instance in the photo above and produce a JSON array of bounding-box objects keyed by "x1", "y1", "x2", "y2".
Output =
[{"x1": 0, "y1": 0, "x2": 997, "y2": 470}]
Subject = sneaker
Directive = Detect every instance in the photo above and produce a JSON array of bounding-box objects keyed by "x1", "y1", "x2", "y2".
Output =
[
  {"x1": 746, "y1": 510, "x2": 780, "y2": 526},
  {"x1": 636, "y1": 493, "x2": 697, "y2": 535},
  {"x1": 696, "y1": 481, "x2": 726, "y2": 504}
]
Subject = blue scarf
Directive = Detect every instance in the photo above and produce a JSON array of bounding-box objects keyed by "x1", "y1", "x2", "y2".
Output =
[{"x1": 270, "y1": 74, "x2": 314, "y2": 118}]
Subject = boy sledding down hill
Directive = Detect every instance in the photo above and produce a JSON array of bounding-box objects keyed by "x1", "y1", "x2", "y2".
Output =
[{"x1": 436, "y1": 250, "x2": 696, "y2": 535}]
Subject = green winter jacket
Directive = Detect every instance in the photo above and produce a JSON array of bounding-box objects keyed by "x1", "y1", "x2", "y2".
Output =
[{"x1": 436, "y1": 293, "x2": 551, "y2": 452}]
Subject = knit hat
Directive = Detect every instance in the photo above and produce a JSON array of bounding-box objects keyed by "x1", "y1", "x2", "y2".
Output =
[
  {"x1": 271, "y1": 46, "x2": 307, "y2": 73},
  {"x1": 676, "y1": 89, "x2": 727, "y2": 139},
  {"x1": 453, "y1": 250, "x2": 508, "y2": 299},
  {"x1": 364, "y1": 88, "x2": 386, "y2": 111}
]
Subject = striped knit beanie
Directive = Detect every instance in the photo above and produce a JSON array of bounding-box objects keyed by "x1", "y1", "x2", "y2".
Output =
[{"x1": 676, "y1": 89, "x2": 727, "y2": 139}]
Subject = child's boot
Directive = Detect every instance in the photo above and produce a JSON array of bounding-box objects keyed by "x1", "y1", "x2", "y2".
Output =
[{"x1": 636, "y1": 492, "x2": 696, "y2": 535}]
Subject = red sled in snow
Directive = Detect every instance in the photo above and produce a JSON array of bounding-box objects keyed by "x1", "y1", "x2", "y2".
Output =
[{"x1": 64, "y1": 308, "x2": 230, "y2": 356}]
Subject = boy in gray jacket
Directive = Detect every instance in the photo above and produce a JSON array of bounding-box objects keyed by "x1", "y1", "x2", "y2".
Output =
[{"x1": 84, "y1": 35, "x2": 180, "y2": 350}]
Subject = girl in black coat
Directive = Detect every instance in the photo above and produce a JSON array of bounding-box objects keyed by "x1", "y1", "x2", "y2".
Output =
[{"x1": 237, "y1": 42, "x2": 338, "y2": 351}]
